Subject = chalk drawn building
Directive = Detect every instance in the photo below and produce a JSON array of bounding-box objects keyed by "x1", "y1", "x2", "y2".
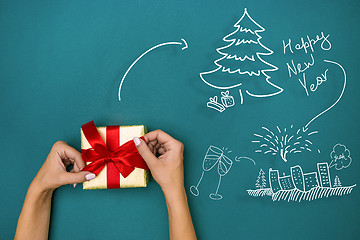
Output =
[
  {"x1": 269, "y1": 169, "x2": 281, "y2": 193},
  {"x1": 279, "y1": 175, "x2": 295, "y2": 190},
  {"x1": 269, "y1": 163, "x2": 331, "y2": 193},
  {"x1": 291, "y1": 166, "x2": 305, "y2": 191},
  {"x1": 304, "y1": 172, "x2": 319, "y2": 191},
  {"x1": 317, "y1": 162, "x2": 331, "y2": 187}
]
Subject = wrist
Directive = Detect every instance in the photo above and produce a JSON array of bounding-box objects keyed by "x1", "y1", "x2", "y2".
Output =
[
  {"x1": 31, "y1": 169, "x2": 58, "y2": 193},
  {"x1": 163, "y1": 186, "x2": 187, "y2": 206},
  {"x1": 29, "y1": 179, "x2": 54, "y2": 198}
]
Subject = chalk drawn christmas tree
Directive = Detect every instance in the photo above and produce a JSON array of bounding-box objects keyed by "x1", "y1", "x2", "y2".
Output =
[
  {"x1": 333, "y1": 176, "x2": 342, "y2": 188},
  {"x1": 255, "y1": 168, "x2": 266, "y2": 189},
  {"x1": 200, "y1": 8, "x2": 283, "y2": 103}
]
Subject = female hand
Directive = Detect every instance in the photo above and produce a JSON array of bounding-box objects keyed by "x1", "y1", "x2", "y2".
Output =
[
  {"x1": 133, "y1": 130, "x2": 184, "y2": 197},
  {"x1": 134, "y1": 130, "x2": 197, "y2": 240},
  {"x1": 15, "y1": 141, "x2": 96, "y2": 240},
  {"x1": 32, "y1": 141, "x2": 95, "y2": 191}
]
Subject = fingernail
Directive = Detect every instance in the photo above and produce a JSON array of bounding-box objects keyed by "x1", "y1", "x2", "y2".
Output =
[
  {"x1": 133, "y1": 137, "x2": 141, "y2": 146},
  {"x1": 85, "y1": 173, "x2": 96, "y2": 181},
  {"x1": 73, "y1": 183, "x2": 77, "y2": 188}
]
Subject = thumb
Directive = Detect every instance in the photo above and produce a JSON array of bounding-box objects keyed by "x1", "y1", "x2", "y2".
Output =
[
  {"x1": 133, "y1": 137, "x2": 157, "y2": 167},
  {"x1": 60, "y1": 171, "x2": 96, "y2": 185}
]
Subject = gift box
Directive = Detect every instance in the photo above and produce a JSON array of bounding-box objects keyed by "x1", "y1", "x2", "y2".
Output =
[
  {"x1": 207, "y1": 96, "x2": 225, "y2": 113},
  {"x1": 81, "y1": 121, "x2": 150, "y2": 189},
  {"x1": 220, "y1": 90, "x2": 235, "y2": 108}
]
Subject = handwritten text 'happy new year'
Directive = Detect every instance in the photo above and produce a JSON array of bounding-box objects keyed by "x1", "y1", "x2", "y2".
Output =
[{"x1": 283, "y1": 32, "x2": 331, "y2": 96}]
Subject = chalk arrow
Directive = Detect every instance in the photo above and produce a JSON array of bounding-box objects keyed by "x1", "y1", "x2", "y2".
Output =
[
  {"x1": 118, "y1": 38, "x2": 188, "y2": 101},
  {"x1": 304, "y1": 60, "x2": 346, "y2": 129}
]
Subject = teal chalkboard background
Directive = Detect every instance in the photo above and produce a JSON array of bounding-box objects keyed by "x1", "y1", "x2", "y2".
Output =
[{"x1": 1, "y1": 0, "x2": 360, "y2": 239}]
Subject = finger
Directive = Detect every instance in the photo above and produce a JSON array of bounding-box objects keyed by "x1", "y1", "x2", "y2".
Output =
[
  {"x1": 147, "y1": 143, "x2": 156, "y2": 155},
  {"x1": 61, "y1": 144, "x2": 86, "y2": 171},
  {"x1": 133, "y1": 137, "x2": 158, "y2": 167},
  {"x1": 158, "y1": 147, "x2": 166, "y2": 155},
  {"x1": 63, "y1": 158, "x2": 72, "y2": 167},
  {"x1": 72, "y1": 159, "x2": 82, "y2": 173},
  {"x1": 143, "y1": 130, "x2": 175, "y2": 146},
  {"x1": 155, "y1": 142, "x2": 161, "y2": 150},
  {"x1": 147, "y1": 139, "x2": 158, "y2": 148},
  {"x1": 60, "y1": 171, "x2": 96, "y2": 185},
  {"x1": 147, "y1": 141, "x2": 156, "y2": 153},
  {"x1": 148, "y1": 139, "x2": 159, "y2": 149}
]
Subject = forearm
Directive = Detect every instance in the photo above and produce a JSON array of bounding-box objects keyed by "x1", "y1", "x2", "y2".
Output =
[
  {"x1": 15, "y1": 181, "x2": 53, "y2": 240},
  {"x1": 165, "y1": 187, "x2": 197, "y2": 240}
]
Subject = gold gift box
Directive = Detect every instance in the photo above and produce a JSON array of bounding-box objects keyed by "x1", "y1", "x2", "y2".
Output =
[{"x1": 81, "y1": 125, "x2": 150, "y2": 189}]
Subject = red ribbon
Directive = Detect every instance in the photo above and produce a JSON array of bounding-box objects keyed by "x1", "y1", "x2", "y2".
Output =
[{"x1": 81, "y1": 121, "x2": 149, "y2": 188}]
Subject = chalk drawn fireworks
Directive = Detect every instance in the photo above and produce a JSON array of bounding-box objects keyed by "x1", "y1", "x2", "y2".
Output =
[
  {"x1": 253, "y1": 60, "x2": 347, "y2": 162},
  {"x1": 190, "y1": 145, "x2": 255, "y2": 200},
  {"x1": 253, "y1": 125, "x2": 319, "y2": 162}
]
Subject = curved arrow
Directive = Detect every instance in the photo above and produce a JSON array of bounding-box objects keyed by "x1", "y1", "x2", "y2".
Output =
[
  {"x1": 118, "y1": 38, "x2": 188, "y2": 101},
  {"x1": 304, "y1": 59, "x2": 346, "y2": 129},
  {"x1": 234, "y1": 156, "x2": 256, "y2": 165}
]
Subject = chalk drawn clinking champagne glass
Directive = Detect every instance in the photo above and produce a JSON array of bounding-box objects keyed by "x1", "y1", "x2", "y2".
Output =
[{"x1": 190, "y1": 145, "x2": 233, "y2": 200}]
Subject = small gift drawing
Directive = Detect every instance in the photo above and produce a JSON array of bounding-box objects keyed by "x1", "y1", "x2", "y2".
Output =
[
  {"x1": 220, "y1": 90, "x2": 235, "y2": 108},
  {"x1": 207, "y1": 91, "x2": 236, "y2": 113},
  {"x1": 207, "y1": 96, "x2": 225, "y2": 113}
]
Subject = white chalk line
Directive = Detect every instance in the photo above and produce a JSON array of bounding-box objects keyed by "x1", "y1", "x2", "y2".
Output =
[
  {"x1": 200, "y1": 8, "x2": 283, "y2": 98},
  {"x1": 304, "y1": 60, "x2": 346, "y2": 128},
  {"x1": 118, "y1": 39, "x2": 188, "y2": 101}
]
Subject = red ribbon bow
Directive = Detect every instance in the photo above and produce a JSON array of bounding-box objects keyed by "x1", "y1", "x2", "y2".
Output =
[{"x1": 81, "y1": 121, "x2": 149, "y2": 188}]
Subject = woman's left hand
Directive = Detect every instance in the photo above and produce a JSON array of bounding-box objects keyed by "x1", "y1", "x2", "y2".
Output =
[{"x1": 32, "y1": 141, "x2": 95, "y2": 191}]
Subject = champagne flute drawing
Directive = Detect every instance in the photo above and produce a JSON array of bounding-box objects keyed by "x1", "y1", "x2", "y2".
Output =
[{"x1": 190, "y1": 145, "x2": 233, "y2": 200}]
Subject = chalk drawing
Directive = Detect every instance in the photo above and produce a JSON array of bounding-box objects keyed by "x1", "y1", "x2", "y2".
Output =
[
  {"x1": 247, "y1": 162, "x2": 356, "y2": 202},
  {"x1": 329, "y1": 143, "x2": 352, "y2": 170},
  {"x1": 190, "y1": 145, "x2": 255, "y2": 200},
  {"x1": 118, "y1": 38, "x2": 188, "y2": 101},
  {"x1": 286, "y1": 53, "x2": 315, "y2": 78},
  {"x1": 200, "y1": 8, "x2": 282, "y2": 105},
  {"x1": 305, "y1": 60, "x2": 346, "y2": 128},
  {"x1": 235, "y1": 156, "x2": 256, "y2": 166},
  {"x1": 207, "y1": 96, "x2": 225, "y2": 113},
  {"x1": 283, "y1": 32, "x2": 332, "y2": 96},
  {"x1": 206, "y1": 91, "x2": 236, "y2": 113},
  {"x1": 220, "y1": 90, "x2": 235, "y2": 108},
  {"x1": 253, "y1": 60, "x2": 346, "y2": 162},
  {"x1": 283, "y1": 32, "x2": 331, "y2": 55},
  {"x1": 190, "y1": 146, "x2": 232, "y2": 200},
  {"x1": 253, "y1": 125, "x2": 319, "y2": 162},
  {"x1": 333, "y1": 175, "x2": 342, "y2": 187},
  {"x1": 255, "y1": 168, "x2": 266, "y2": 189}
]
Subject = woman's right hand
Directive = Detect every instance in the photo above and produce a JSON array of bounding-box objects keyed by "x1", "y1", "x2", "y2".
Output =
[
  {"x1": 133, "y1": 130, "x2": 184, "y2": 197},
  {"x1": 134, "y1": 130, "x2": 197, "y2": 240}
]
